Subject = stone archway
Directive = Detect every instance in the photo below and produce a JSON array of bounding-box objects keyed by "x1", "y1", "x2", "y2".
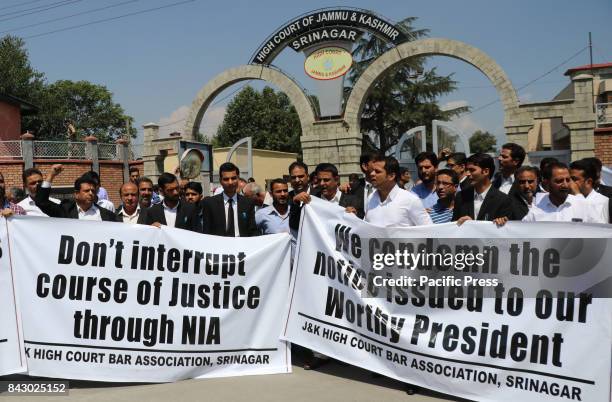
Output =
[
  {"x1": 183, "y1": 65, "x2": 317, "y2": 140},
  {"x1": 343, "y1": 38, "x2": 521, "y2": 143}
]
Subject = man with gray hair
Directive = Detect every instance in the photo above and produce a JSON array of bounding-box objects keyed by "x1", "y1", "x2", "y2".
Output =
[{"x1": 243, "y1": 182, "x2": 268, "y2": 212}]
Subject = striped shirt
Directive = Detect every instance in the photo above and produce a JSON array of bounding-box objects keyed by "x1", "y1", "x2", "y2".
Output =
[{"x1": 428, "y1": 202, "x2": 453, "y2": 224}]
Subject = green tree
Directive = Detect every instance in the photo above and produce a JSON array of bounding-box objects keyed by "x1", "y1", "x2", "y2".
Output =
[
  {"x1": 27, "y1": 80, "x2": 136, "y2": 142},
  {"x1": 469, "y1": 130, "x2": 497, "y2": 153},
  {"x1": 0, "y1": 35, "x2": 45, "y2": 102},
  {"x1": 346, "y1": 17, "x2": 469, "y2": 154},
  {"x1": 214, "y1": 85, "x2": 301, "y2": 153}
]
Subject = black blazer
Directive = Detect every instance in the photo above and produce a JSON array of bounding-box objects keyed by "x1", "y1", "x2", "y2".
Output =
[
  {"x1": 201, "y1": 193, "x2": 258, "y2": 237},
  {"x1": 508, "y1": 187, "x2": 530, "y2": 221},
  {"x1": 452, "y1": 185, "x2": 513, "y2": 221},
  {"x1": 138, "y1": 201, "x2": 201, "y2": 232},
  {"x1": 35, "y1": 185, "x2": 118, "y2": 222},
  {"x1": 458, "y1": 177, "x2": 471, "y2": 191}
]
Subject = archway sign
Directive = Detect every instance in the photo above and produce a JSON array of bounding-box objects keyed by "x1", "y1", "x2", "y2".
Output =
[{"x1": 184, "y1": 7, "x2": 521, "y2": 176}]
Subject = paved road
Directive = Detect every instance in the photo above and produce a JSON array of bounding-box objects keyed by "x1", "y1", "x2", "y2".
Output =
[{"x1": 1, "y1": 358, "x2": 463, "y2": 402}]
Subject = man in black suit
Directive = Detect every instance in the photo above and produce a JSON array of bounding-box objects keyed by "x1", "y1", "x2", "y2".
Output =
[
  {"x1": 201, "y1": 162, "x2": 258, "y2": 237},
  {"x1": 288, "y1": 161, "x2": 317, "y2": 199},
  {"x1": 582, "y1": 157, "x2": 612, "y2": 198},
  {"x1": 453, "y1": 153, "x2": 512, "y2": 224},
  {"x1": 290, "y1": 163, "x2": 363, "y2": 230},
  {"x1": 446, "y1": 152, "x2": 470, "y2": 191},
  {"x1": 35, "y1": 164, "x2": 118, "y2": 222},
  {"x1": 508, "y1": 166, "x2": 539, "y2": 221},
  {"x1": 493, "y1": 143, "x2": 525, "y2": 194},
  {"x1": 138, "y1": 172, "x2": 201, "y2": 232}
]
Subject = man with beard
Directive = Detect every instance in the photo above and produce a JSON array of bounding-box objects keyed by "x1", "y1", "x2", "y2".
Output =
[
  {"x1": 569, "y1": 160, "x2": 609, "y2": 223},
  {"x1": 508, "y1": 166, "x2": 539, "y2": 221},
  {"x1": 116, "y1": 182, "x2": 141, "y2": 224},
  {"x1": 291, "y1": 163, "x2": 363, "y2": 225},
  {"x1": 138, "y1": 172, "x2": 201, "y2": 231},
  {"x1": 256, "y1": 178, "x2": 290, "y2": 235},
  {"x1": 446, "y1": 152, "x2": 470, "y2": 191},
  {"x1": 428, "y1": 169, "x2": 457, "y2": 224},
  {"x1": 494, "y1": 143, "x2": 525, "y2": 194},
  {"x1": 184, "y1": 181, "x2": 203, "y2": 204},
  {"x1": 35, "y1": 165, "x2": 117, "y2": 221},
  {"x1": 137, "y1": 177, "x2": 154, "y2": 209},
  {"x1": 523, "y1": 162, "x2": 602, "y2": 222},
  {"x1": 411, "y1": 151, "x2": 439, "y2": 209},
  {"x1": 453, "y1": 153, "x2": 512, "y2": 224}
]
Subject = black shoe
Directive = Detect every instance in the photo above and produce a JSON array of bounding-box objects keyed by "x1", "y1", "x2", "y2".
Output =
[
  {"x1": 303, "y1": 357, "x2": 330, "y2": 371},
  {"x1": 405, "y1": 384, "x2": 419, "y2": 395}
]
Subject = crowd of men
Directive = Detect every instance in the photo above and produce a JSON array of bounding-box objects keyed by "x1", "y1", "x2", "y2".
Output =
[
  {"x1": 1, "y1": 144, "x2": 610, "y2": 394},
  {"x1": 2, "y1": 142, "x2": 610, "y2": 231}
]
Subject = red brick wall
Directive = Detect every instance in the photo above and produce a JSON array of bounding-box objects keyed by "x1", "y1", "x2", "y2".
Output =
[
  {"x1": 0, "y1": 102, "x2": 21, "y2": 141},
  {"x1": 0, "y1": 161, "x2": 24, "y2": 189},
  {"x1": 0, "y1": 159, "x2": 143, "y2": 208},
  {"x1": 594, "y1": 129, "x2": 612, "y2": 166},
  {"x1": 99, "y1": 161, "x2": 126, "y2": 206}
]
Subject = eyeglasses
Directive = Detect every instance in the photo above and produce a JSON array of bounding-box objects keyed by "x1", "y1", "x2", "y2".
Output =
[{"x1": 518, "y1": 179, "x2": 536, "y2": 184}]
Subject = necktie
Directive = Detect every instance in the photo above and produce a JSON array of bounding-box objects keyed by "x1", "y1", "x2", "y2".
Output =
[{"x1": 226, "y1": 198, "x2": 235, "y2": 236}]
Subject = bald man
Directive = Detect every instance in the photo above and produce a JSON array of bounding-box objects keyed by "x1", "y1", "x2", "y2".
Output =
[{"x1": 116, "y1": 182, "x2": 141, "y2": 224}]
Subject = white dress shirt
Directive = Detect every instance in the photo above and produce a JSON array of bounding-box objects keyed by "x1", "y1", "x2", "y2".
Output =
[
  {"x1": 78, "y1": 204, "x2": 102, "y2": 221},
  {"x1": 223, "y1": 192, "x2": 240, "y2": 237},
  {"x1": 365, "y1": 185, "x2": 433, "y2": 227},
  {"x1": 522, "y1": 194, "x2": 605, "y2": 223},
  {"x1": 97, "y1": 198, "x2": 115, "y2": 213},
  {"x1": 322, "y1": 189, "x2": 342, "y2": 204},
  {"x1": 17, "y1": 195, "x2": 60, "y2": 217},
  {"x1": 498, "y1": 175, "x2": 514, "y2": 194},
  {"x1": 162, "y1": 201, "x2": 178, "y2": 228},
  {"x1": 119, "y1": 206, "x2": 141, "y2": 224},
  {"x1": 473, "y1": 184, "x2": 492, "y2": 219},
  {"x1": 584, "y1": 190, "x2": 609, "y2": 223}
]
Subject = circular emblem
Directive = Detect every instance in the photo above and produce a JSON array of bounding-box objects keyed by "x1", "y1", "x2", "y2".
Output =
[
  {"x1": 179, "y1": 149, "x2": 204, "y2": 179},
  {"x1": 304, "y1": 47, "x2": 353, "y2": 80}
]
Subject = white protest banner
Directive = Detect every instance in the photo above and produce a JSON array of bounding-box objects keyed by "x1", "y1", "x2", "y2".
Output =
[
  {"x1": 0, "y1": 219, "x2": 26, "y2": 375},
  {"x1": 8, "y1": 217, "x2": 291, "y2": 382},
  {"x1": 282, "y1": 198, "x2": 612, "y2": 402}
]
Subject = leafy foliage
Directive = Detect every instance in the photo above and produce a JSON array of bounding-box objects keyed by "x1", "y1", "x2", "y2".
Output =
[
  {"x1": 345, "y1": 17, "x2": 469, "y2": 154},
  {"x1": 0, "y1": 35, "x2": 134, "y2": 141},
  {"x1": 469, "y1": 130, "x2": 497, "y2": 153},
  {"x1": 214, "y1": 86, "x2": 301, "y2": 153}
]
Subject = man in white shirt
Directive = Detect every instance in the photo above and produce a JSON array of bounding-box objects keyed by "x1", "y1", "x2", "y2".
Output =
[
  {"x1": 523, "y1": 162, "x2": 605, "y2": 223},
  {"x1": 494, "y1": 143, "x2": 526, "y2": 194},
  {"x1": 18, "y1": 168, "x2": 60, "y2": 216},
  {"x1": 365, "y1": 155, "x2": 432, "y2": 227},
  {"x1": 569, "y1": 160, "x2": 609, "y2": 223},
  {"x1": 116, "y1": 182, "x2": 141, "y2": 224}
]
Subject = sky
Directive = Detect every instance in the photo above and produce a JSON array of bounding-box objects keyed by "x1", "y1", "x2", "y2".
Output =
[{"x1": 4, "y1": 0, "x2": 612, "y2": 152}]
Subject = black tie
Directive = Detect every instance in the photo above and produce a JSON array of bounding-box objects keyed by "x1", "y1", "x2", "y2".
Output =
[{"x1": 226, "y1": 198, "x2": 235, "y2": 236}]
